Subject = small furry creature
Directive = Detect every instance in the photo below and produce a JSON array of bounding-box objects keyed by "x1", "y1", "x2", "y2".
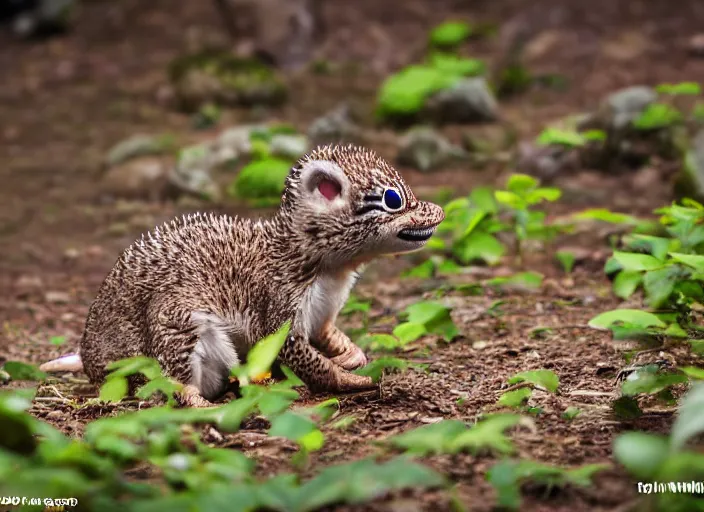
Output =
[{"x1": 41, "y1": 145, "x2": 445, "y2": 406}]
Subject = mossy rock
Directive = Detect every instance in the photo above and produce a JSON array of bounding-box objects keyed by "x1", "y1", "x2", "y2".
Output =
[
  {"x1": 169, "y1": 51, "x2": 287, "y2": 112},
  {"x1": 228, "y1": 158, "x2": 291, "y2": 206}
]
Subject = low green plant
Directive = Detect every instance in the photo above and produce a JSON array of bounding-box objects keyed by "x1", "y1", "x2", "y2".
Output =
[
  {"x1": 497, "y1": 369, "x2": 560, "y2": 408},
  {"x1": 494, "y1": 174, "x2": 563, "y2": 260},
  {"x1": 487, "y1": 458, "x2": 608, "y2": 510},
  {"x1": 393, "y1": 299, "x2": 459, "y2": 343},
  {"x1": 633, "y1": 81, "x2": 702, "y2": 132},
  {"x1": 536, "y1": 127, "x2": 606, "y2": 148},
  {"x1": 591, "y1": 200, "x2": 704, "y2": 345},
  {"x1": 227, "y1": 157, "x2": 291, "y2": 206},
  {"x1": 614, "y1": 383, "x2": 704, "y2": 511},
  {"x1": 387, "y1": 414, "x2": 525, "y2": 456}
]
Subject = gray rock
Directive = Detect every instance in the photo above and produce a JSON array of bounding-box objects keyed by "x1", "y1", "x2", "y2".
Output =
[
  {"x1": 168, "y1": 144, "x2": 221, "y2": 201},
  {"x1": 269, "y1": 134, "x2": 309, "y2": 159},
  {"x1": 106, "y1": 134, "x2": 171, "y2": 167},
  {"x1": 397, "y1": 127, "x2": 466, "y2": 172},
  {"x1": 101, "y1": 157, "x2": 170, "y2": 201},
  {"x1": 308, "y1": 104, "x2": 363, "y2": 146},
  {"x1": 516, "y1": 141, "x2": 579, "y2": 181},
  {"x1": 602, "y1": 86, "x2": 657, "y2": 130},
  {"x1": 212, "y1": 126, "x2": 260, "y2": 164},
  {"x1": 424, "y1": 78, "x2": 499, "y2": 124}
]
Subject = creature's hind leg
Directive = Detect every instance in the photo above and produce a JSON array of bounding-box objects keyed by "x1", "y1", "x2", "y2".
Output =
[
  {"x1": 312, "y1": 323, "x2": 367, "y2": 371},
  {"x1": 147, "y1": 303, "x2": 239, "y2": 407}
]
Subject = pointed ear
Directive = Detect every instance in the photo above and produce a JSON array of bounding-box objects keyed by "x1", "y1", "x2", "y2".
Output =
[{"x1": 299, "y1": 160, "x2": 348, "y2": 205}]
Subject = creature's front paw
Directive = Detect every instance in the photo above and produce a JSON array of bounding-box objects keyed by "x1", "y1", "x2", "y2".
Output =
[
  {"x1": 330, "y1": 344, "x2": 368, "y2": 371},
  {"x1": 331, "y1": 368, "x2": 376, "y2": 393}
]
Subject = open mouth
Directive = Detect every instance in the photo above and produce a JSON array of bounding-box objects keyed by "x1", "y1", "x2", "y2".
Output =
[{"x1": 397, "y1": 226, "x2": 436, "y2": 242}]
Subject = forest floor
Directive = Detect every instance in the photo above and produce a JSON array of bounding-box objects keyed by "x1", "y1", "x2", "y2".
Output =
[{"x1": 2, "y1": 0, "x2": 704, "y2": 510}]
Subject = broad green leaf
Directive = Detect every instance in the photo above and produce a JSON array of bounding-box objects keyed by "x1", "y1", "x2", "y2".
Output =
[
  {"x1": 643, "y1": 266, "x2": 681, "y2": 309},
  {"x1": 565, "y1": 464, "x2": 610, "y2": 486},
  {"x1": 613, "y1": 431, "x2": 669, "y2": 480},
  {"x1": 99, "y1": 377, "x2": 129, "y2": 403},
  {"x1": 229, "y1": 158, "x2": 291, "y2": 201},
  {"x1": 429, "y1": 21, "x2": 472, "y2": 48},
  {"x1": 461, "y1": 209, "x2": 487, "y2": 238},
  {"x1": 2, "y1": 362, "x2": 47, "y2": 381},
  {"x1": 402, "y1": 260, "x2": 435, "y2": 279},
  {"x1": 453, "y1": 230, "x2": 505, "y2": 265},
  {"x1": 621, "y1": 367, "x2": 687, "y2": 396},
  {"x1": 588, "y1": 309, "x2": 666, "y2": 330},
  {"x1": 656, "y1": 82, "x2": 702, "y2": 96},
  {"x1": 494, "y1": 190, "x2": 522, "y2": 208},
  {"x1": 562, "y1": 406, "x2": 581, "y2": 420},
  {"x1": 507, "y1": 369, "x2": 559, "y2": 392},
  {"x1": 526, "y1": 187, "x2": 561, "y2": 204},
  {"x1": 612, "y1": 251, "x2": 664, "y2": 271},
  {"x1": 387, "y1": 419, "x2": 467, "y2": 455},
  {"x1": 671, "y1": 382, "x2": 704, "y2": 451},
  {"x1": 613, "y1": 270, "x2": 642, "y2": 299},
  {"x1": 670, "y1": 252, "x2": 704, "y2": 273},
  {"x1": 49, "y1": 335, "x2": 67, "y2": 346},
  {"x1": 536, "y1": 128, "x2": 586, "y2": 148},
  {"x1": 392, "y1": 322, "x2": 427, "y2": 344},
  {"x1": 404, "y1": 301, "x2": 449, "y2": 325},
  {"x1": 623, "y1": 234, "x2": 672, "y2": 261},
  {"x1": 633, "y1": 103, "x2": 682, "y2": 130},
  {"x1": 506, "y1": 174, "x2": 538, "y2": 193},
  {"x1": 498, "y1": 388, "x2": 532, "y2": 407},
  {"x1": 681, "y1": 367, "x2": 704, "y2": 380},
  {"x1": 449, "y1": 414, "x2": 523, "y2": 455},
  {"x1": 486, "y1": 459, "x2": 522, "y2": 510},
  {"x1": 269, "y1": 412, "x2": 322, "y2": 450},
  {"x1": 353, "y1": 357, "x2": 408, "y2": 382},
  {"x1": 469, "y1": 186, "x2": 498, "y2": 213},
  {"x1": 235, "y1": 321, "x2": 290, "y2": 384},
  {"x1": 106, "y1": 356, "x2": 162, "y2": 380}
]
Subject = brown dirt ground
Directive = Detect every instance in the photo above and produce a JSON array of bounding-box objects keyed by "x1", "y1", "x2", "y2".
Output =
[{"x1": 2, "y1": 0, "x2": 704, "y2": 510}]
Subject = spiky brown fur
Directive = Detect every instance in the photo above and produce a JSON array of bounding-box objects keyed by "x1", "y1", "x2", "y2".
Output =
[{"x1": 44, "y1": 145, "x2": 445, "y2": 406}]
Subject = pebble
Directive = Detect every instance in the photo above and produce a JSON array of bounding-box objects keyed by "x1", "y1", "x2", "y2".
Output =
[{"x1": 45, "y1": 291, "x2": 70, "y2": 304}]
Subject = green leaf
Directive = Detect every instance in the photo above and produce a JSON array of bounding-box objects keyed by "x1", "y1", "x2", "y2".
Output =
[
  {"x1": 99, "y1": 377, "x2": 129, "y2": 403},
  {"x1": 643, "y1": 266, "x2": 680, "y2": 308},
  {"x1": 3, "y1": 362, "x2": 47, "y2": 381},
  {"x1": 402, "y1": 260, "x2": 435, "y2": 279},
  {"x1": 449, "y1": 414, "x2": 523, "y2": 455},
  {"x1": 269, "y1": 412, "x2": 323, "y2": 451},
  {"x1": 507, "y1": 369, "x2": 559, "y2": 392},
  {"x1": 556, "y1": 251, "x2": 576, "y2": 273},
  {"x1": 613, "y1": 431, "x2": 669, "y2": 480},
  {"x1": 376, "y1": 65, "x2": 460, "y2": 119},
  {"x1": 494, "y1": 190, "x2": 522, "y2": 208},
  {"x1": 106, "y1": 356, "x2": 162, "y2": 380},
  {"x1": 621, "y1": 367, "x2": 687, "y2": 396},
  {"x1": 429, "y1": 21, "x2": 472, "y2": 48},
  {"x1": 671, "y1": 382, "x2": 704, "y2": 451},
  {"x1": 622, "y1": 234, "x2": 672, "y2": 261},
  {"x1": 526, "y1": 187, "x2": 561, "y2": 204},
  {"x1": 387, "y1": 419, "x2": 467, "y2": 455},
  {"x1": 670, "y1": 252, "x2": 704, "y2": 273},
  {"x1": 235, "y1": 321, "x2": 291, "y2": 384},
  {"x1": 656, "y1": 82, "x2": 702, "y2": 96},
  {"x1": 353, "y1": 357, "x2": 409, "y2": 382},
  {"x1": 404, "y1": 301, "x2": 449, "y2": 325},
  {"x1": 392, "y1": 322, "x2": 427, "y2": 344},
  {"x1": 633, "y1": 103, "x2": 682, "y2": 130},
  {"x1": 681, "y1": 367, "x2": 704, "y2": 380},
  {"x1": 611, "y1": 251, "x2": 664, "y2": 271},
  {"x1": 49, "y1": 335, "x2": 67, "y2": 346},
  {"x1": 536, "y1": 127, "x2": 585, "y2": 148},
  {"x1": 498, "y1": 388, "x2": 532, "y2": 407},
  {"x1": 506, "y1": 174, "x2": 538, "y2": 193},
  {"x1": 453, "y1": 231, "x2": 505, "y2": 265},
  {"x1": 341, "y1": 295, "x2": 371, "y2": 315},
  {"x1": 562, "y1": 406, "x2": 581, "y2": 420},
  {"x1": 428, "y1": 53, "x2": 486, "y2": 77},
  {"x1": 588, "y1": 309, "x2": 666, "y2": 330},
  {"x1": 613, "y1": 271, "x2": 642, "y2": 299}
]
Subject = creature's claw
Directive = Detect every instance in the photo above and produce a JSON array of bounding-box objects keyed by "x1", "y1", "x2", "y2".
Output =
[
  {"x1": 330, "y1": 344, "x2": 368, "y2": 371},
  {"x1": 177, "y1": 384, "x2": 217, "y2": 408},
  {"x1": 331, "y1": 368, "x2": 376, "y2": 393}
]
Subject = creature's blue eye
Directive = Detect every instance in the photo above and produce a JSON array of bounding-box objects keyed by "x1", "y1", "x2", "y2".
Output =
[{"x1": 382, "y1": 188, "x2": 404, "y2": 211}]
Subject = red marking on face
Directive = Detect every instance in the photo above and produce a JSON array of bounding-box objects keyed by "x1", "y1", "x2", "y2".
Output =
[{"x1": 318, "y1": 179, "x2": 341, "y2": 200}]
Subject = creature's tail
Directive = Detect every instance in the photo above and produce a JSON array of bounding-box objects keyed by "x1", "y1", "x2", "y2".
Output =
[{"x1": 39, "y1": 353, "x2": 83, "y2": 373}]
